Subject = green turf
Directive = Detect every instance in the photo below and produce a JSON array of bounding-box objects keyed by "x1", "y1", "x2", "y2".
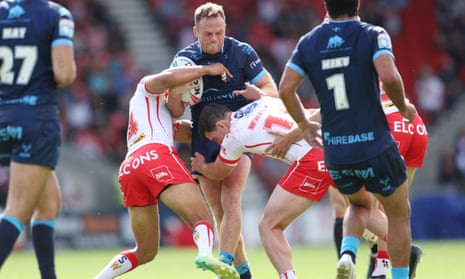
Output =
[{"x1": 2, "y1": 240, "x2": 464, "y2": 278}]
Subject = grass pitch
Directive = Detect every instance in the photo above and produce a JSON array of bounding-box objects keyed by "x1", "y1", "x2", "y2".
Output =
[{"x1": 2, "y1": 240, "x2": 464, "y2": 278}]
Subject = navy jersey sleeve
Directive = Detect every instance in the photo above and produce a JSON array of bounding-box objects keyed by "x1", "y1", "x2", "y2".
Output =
[
  {"x1": 51, "y1": 3, "x2": 75, "y2": 47},
  {"x1": 286, "y1": 36, "x2": 309, "y2": 77},
  {"x1": 238, "y1": 41, "x2": 267, "y2": 84},
  {"x1": 286, "y1": 27, "x2": 321, "y2": 78},
  {"x1": 369, "y1": 25, "x2": 394, "y2": 62}
]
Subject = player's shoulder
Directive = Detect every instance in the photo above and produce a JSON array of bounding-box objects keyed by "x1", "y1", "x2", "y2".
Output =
[
  {"x1": 225, "y1": 36, "x2": 255, "y2": 52},
  {"x1": 174, "y1": 42, "x2": 202, "y2": 62},
  {"x1": 296, "y1": 22, "x2": 325, "y2": 46},
  {"x1": 46, "y1": 1, "x2": 73, "y2": 19},
  {"x1": 360, "y1": 21, "x2": 388, "y2": 35}
]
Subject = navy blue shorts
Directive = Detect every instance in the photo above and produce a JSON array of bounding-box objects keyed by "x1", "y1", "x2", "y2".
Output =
[
  {"x1": 326, "y1": 143, "x2": 407, "y2": 196},
  {"x1": 0, "y1": 119, "x2": 61, "y2": 169}
]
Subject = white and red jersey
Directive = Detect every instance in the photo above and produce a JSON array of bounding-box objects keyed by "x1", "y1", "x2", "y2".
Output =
[
  {"x1": 219, "y1": 96, "x2": 332, "y2": 202},
  {"x1": 219, "y1": 97, "x2": 312, "y2": 166},
  {"x1": 125, "y1": 78, "x2": 176, "y2": 156},
  {"x1": 119, "y1": 77, "x2": 195, "y2": 207}
]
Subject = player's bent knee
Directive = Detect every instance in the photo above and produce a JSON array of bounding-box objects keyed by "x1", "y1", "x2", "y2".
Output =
[
  {"x1": 258, "y1": 216, "x2": 275, "y2": 235},
  {"x1": 135, "y1": 248, "x2": 158, "y2": 265}
]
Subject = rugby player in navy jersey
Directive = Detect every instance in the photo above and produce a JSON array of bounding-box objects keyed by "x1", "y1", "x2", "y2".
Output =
[
  {"x1": 172, "y1": 2, "x2": 278, "y2": 279},
  {"x1": 278, "y1": 0, "x2": 416, "y2": 278},
  {"x1": 0, "y1": 0, "x2": 76, "y2": 277}
]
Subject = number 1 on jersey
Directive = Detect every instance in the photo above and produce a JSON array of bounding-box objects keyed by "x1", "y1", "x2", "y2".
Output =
[{"x1": 326, "y1": 73, "x2": 349, "y2": 110}]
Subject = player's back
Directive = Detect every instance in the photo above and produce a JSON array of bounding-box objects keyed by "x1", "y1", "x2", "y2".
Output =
[
  {"x1": 0, "y1": 0, "x2": 73, "y2": 120},
  {"x1": 225, "y1": 97, "x2": 311, "y2": 163},
  {"x1": 291, "y1": 20, "x2": 394, "y2": 164}
]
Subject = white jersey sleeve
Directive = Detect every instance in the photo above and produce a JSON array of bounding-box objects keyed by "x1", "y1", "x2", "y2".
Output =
[
  {"x1": 218, "y1": 97, "x2": 312, "y2": 165},
  {"x1": 125, "y1": 78, "x2": 175, "y2": 155}
]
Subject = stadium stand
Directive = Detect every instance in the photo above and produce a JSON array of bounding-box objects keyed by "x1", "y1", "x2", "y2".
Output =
[{"x1": 3, "y1": 0, "x2": 462, "y2": 245}]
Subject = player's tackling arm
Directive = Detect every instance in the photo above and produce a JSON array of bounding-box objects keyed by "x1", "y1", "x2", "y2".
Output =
[
  {"x1": 145, "y1": 64, "x2": 230, "y2": 93},
  {"x1": 266, "y1": 108, "x2": 320, "y2": 158},
  {"x1": 191, "y1": 152, "x2": 235, "y2": 181},
  {"x1": 173, "y1": 120, "x2": 192, "y2": 143},
  {"x1": 255, "y1": 71, "x2": 279, "y2": 98}
]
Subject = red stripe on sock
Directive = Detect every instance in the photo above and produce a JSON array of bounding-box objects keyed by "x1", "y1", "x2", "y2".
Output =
[
  {"x1": 122, "y1": 251, "x2": 139, "y2": 271},
  {"x1": 377, "y1": 250, "x2": 390, "y2": 259},
  {"x1": 194, "y1": 221, "x2": 214, "y2": 241},
  {"x1": 194, "y1": 221, "x2": 212, "y2": 231}
]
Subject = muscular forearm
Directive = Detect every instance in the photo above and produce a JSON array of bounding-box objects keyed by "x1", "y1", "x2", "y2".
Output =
[
  {"x1": 196, "y1": 164, "x2": 228, "y2": 181},
  {"x1": 383, "y1": 74, "x2": 407, "y2": 112},
  {"x1": 281, "y1": 92, "x2": 309, "y2": 128},
  {"x1": 257, "y1": 72, "x2": 279, "y2": 98}
]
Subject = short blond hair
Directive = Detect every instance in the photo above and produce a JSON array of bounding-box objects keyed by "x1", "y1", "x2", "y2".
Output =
[{"x1": 194, "y1": 2, "x2": 226, "y2": 26}]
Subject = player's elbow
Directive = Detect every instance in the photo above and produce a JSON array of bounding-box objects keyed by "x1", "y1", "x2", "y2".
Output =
[
  {"x1": 213, "y1": 173, "x2": 228, "y2": 181},
  {"x1": 380, "y1": 71, "x2": 400, "y2": 86},
  {"x1": 54, "y1": 64, "x2": 76, "y2": 88}
]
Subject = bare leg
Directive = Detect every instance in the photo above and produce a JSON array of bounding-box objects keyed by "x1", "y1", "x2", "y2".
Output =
[
  {"x1": 344, "y1": 188, "x2": 375, "y2": 241},
  {"x1": 94, "y1": 205, "x2": 159, "y2": 279},
  {"x1": 375, "y1": 181, "x2": 411, "y2": 268},
  {"x1": 4, "y1": 163, "x2": 51, "y2": 224},
  {"x1": 162, "y1": 182, "x2": 238, "y2": 279},
  {"x1": 259, "y1": 186, "x2": 314, "y2": 276},
  {"x1": 199, "y1": 155, "x2": 251, "y2": 267}
]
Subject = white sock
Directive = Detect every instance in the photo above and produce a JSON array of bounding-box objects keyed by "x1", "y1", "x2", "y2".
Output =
[
  {"x1": 372, "y1": 258, "x2": 390, "y2": 276},
  {"x1": 280, "y1": 270, "x2": 297, "y2": 279},
  {"x1": 193, "y1": 221, "x2": 214, "y2": 256},
  {"x1": 94, "y1": 251, "x2": 137, "y2": 279}
]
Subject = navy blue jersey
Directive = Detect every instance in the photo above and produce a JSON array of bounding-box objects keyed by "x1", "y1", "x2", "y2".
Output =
[
  {"x1": 287, "y1": 19, "x2": 395, "y2": 164},
  {"x1": 173, "y1": 36, "x2": 267, "y2": 159},
  {"x1": 0, "y1": 0, "x2": 74, "y2": 121},
  {"x1": 173, "y1": 36, "x2": 267, "y2": 124}
]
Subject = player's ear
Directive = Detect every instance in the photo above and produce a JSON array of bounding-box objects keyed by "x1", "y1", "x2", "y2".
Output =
[
  {"x1": 193, "y1": 26, "x2": 199, "y2": 38},
  {"x1": 215, "y1": 120, "x2": 222, "y2": 130},
  {"x1": 216, "y1": 119, "x2": 226, "y2": 130}
]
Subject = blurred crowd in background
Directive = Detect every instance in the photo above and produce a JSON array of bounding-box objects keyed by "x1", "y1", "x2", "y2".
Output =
[
  {"x1": 150, "y1": 0, "x2": 465, "y2": 194},
  {"x1": 2, "y1": 0, "x2": 465, "y2": 205}
]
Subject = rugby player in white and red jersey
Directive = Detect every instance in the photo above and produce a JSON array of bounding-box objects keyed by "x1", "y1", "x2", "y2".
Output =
[
  {"x1": 94, "y1": 63, "x2": 240, "y2": 279},
  {"x1": 190, "y1": 96, "x2": 334, "y2": 279}
]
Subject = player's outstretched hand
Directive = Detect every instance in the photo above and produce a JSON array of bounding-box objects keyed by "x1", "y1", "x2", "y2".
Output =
[
  {"x1": 266, "y1": 128, "x2": 303, "y2": 159},
  {"x1": 233, "y1": 82, "x2": 265, "y2": 101},
  {"x1": 266, "y1": 130, "x2": 291, "y2": 159},
  {"x1": 301, "y1": 122, "x2": 323, "y2": 150}
]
